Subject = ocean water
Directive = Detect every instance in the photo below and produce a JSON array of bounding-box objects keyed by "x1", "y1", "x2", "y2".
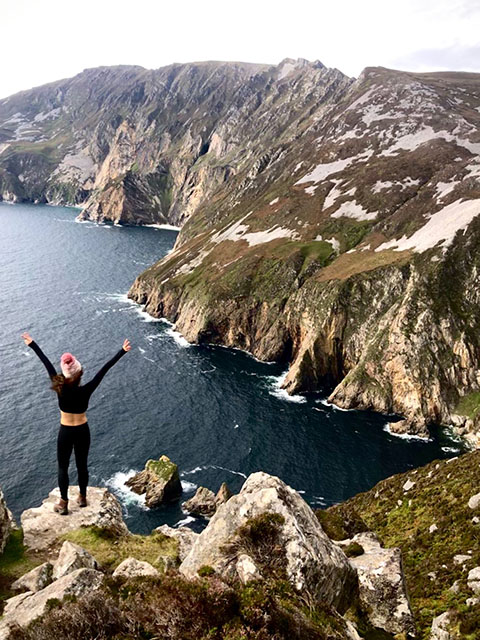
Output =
[{"x1": 0, "y1": 203, "x2": 465, "y2": 533}]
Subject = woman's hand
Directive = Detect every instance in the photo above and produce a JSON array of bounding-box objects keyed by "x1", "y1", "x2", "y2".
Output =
[
  {"x1": 21, "y1": 332, "x2": 33, "y2": 345},
  {"x1": 122, "y1": 338, "x2": 131, "y2": 352}
]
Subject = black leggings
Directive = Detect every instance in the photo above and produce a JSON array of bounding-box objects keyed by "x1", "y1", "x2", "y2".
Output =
[{"x1": 57, "y1": 422, "x2": 91, "y2": 501}]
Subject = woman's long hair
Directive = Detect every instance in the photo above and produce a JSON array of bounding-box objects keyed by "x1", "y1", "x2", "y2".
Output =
[{"x1": 51, "y1": 370, "x2": 83, "y2": 395}]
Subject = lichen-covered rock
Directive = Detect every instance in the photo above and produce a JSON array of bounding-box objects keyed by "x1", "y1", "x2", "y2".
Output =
[
  {"x1": 180, "y1": 471, "x2": 357, "y2": 613},
  {"x1": 430, "y1": 611, "x2": 454, "y2": 640},
  {"x1": 112, "y1": 557, "x2": 160, "y2": 578},
  {"x1": 347, "y1": 532, "x2": 415, "y2": 637},
  {"x1": 0, "y1": 568, "x2": 103, "y2": 637},
  {"x1": 154, "y1": 524, "x2": 199, "y2": 561},
  {"x1": 21, "y1": 486, "x2": 129, "y2": 551},
  {"x1": 52, "y1": 540, "x2": 98, "y2": 579},
  {"x1": 0, "y1": 486, "x2": 13, "y2": 554},
  {"x1": 125, "y1": 455, "x2": 182, "y2": 507},
  {"x1": 11, "y1": 562, "x2": 53, "y2": 593},
  {"x1": 183, "y1": 482, "x2": 233, "y2": 517},
  {"x1": 236, "y1": 554, "x2": 263, "y2": 584}
]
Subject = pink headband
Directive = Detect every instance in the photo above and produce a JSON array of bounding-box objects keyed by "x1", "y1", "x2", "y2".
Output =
[{"x1": 60, "y1": 352, "x2": 82, "y2": 378}]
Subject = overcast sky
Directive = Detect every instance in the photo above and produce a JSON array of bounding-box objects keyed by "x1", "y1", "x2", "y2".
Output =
[{"x1": 1, "y1": 0, "x2": 479, "y2": 99}]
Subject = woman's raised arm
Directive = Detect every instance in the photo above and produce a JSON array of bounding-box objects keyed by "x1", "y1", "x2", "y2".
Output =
[
  {"x1": 22, "y1": 332, "x2": 57, "y2": 378},
  {"x1": 83, "y1": 339, "x2": 131, "y2": 395}
]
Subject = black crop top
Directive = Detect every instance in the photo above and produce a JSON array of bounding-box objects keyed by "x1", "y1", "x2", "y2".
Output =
[{"x1": 28, "y1": 340, "x2": 127, "y2": 413}]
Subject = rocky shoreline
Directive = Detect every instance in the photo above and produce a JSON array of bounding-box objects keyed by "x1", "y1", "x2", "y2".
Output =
[{"x1": 1, "y1": 451, "x2": 479, "y2": 639}]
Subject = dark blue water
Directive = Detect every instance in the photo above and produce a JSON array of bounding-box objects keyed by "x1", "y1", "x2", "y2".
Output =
[{"x1": 0, "y1": 203, "x2": 465, "y2": 533}]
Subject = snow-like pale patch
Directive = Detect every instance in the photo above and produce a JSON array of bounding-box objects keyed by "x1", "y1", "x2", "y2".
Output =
[
  {"x1": 435, "y1": 181, "x2": 460, "y2": 200},
  {"x1": 277, "y1": 60, "x2": 300, "y2": 80},
  {"x1": 0, "y1": 143, "x2": 10, "y2": 156},
  {"x1": 381, "y1": 125, "x2": 480, "y2": 157},
  {"x1": 33, "y1": 108, "x2": 61, "y2": 122},
  {"x1": 2, "y1": 112, "x2": 24, "y2": 126},
  {"x1": 361, "y1": 103, "x2": 402, "y2": 125},
  {"x1": 242, "y1": 226, "x2": 300, "y2": 246},
  {"x1": 52, "y1": 149, "x2": 96, "y2": 182},
  {"x1": 144, "y1": 223, "x2": 181, "y2": 231},
  {"x1": 269, "y1": 197, "x2": 279, "y2": 205},
  {"x1": 331, "y1": 200, "x2": 377, "y2": 221},
  {"x1": 323, "y1": 180, "x2": 343, "y2": 209},
  {"x1": 346, "y1": 87, "x2": 376, "y2": 111},
  {"x1": 315, "y1": 235, "x2": 340, "y2": 253},
  {"x1": 375, "y1": 198, "x2": 480, "y2": 253},
  {"x1": 293, "y1": 161, "x2": 303, "y2": 172},
  {"x1": 305, "y1": 185, "x2": 317, "y2": 196},
  {"x1": 372, "y1": 180, "x2": 393, "y2": 193},
  {"x1": 465, "y1": 161, "x2": 480, "y2": 179},
  {"x1": 295, "y1": 150, "x2": 373, "y2": 186},
  {"x1": 372, "y1": 177, "x2": 420, "y2": 193}
]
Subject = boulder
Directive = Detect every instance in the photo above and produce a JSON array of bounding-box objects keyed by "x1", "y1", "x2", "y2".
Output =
[
  {"x1": 21, "y1": 486, "x2": 129, "y2": 551},
  {"x1": 183, "y1": 482, "x2": 233, "y2": 517},
  {"x1": 467, "y1": 566, "x2": 480, "y2": 593},
  {"x1": 347, "y1": 532, "x2": 415, "y2": 638},
  {"x1": 0, "y1": 568, "x2": 103, "y2": 637},
  {"x1": 125, "y1": 456, "x2": 182, "y2": 507},
  {"x1": 0, "y1": 486, "x2": 14, "y2": 554},
  {"x1": 180, "y1": 471, "x2": 357, "y2": 613},
  {"x1": 112, "y1": 557, "x2": 160, "y2": 578},
  {"x1": 430, "y1": 611, "x2": 453, "y2": 640},
  {"x1": 53, "y1": 541, "x2": 98, "y2": 579},
  {"x1": 11, "y1": 562, "x2": 53, "y2": 593},
  {"x1": 468, "y1": 492, "x2": 480, "y2": 510},
  {"x1": 155, "y1": 524, "x2": 199, "y2": 561}
]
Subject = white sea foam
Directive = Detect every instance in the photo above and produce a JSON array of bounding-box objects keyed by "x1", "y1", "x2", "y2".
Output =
[
  {"x1": 319, "y1": 399, "x2": 353, "y2": 412},
  {"x1": 105, "y1": 470, "x2": 148, "y2": 510},
  {"x1": 441, "y1": 446, "x2": 461, "y2": 453},
  {"x1": 267, "y1": 372, "x2": 307, "y2": 403},
  {"x1": 175, "y1": 515, "x2": 196, "y2": 526},
  {"x1": 165, "y1": 327, "x2": 191, "y2": 348},
  {"x1": 383, "y1": 423, "x2": 432, "y2": 442},
  {"x1": 181, "y1": 479, "x2": 198, "y2": 492},
  {"x1": 181, "y1": 464, "x2": 247, "y2": 479},
  {"x1": 144, "y1": 223, "x2": 181, "y2": 231}
]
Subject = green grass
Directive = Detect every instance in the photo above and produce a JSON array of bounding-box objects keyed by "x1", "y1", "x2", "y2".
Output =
[
  {"x1": 61, "y1": 526, "x2": 179, "y2": 572},
  {"x1": 0, "y1": 529, "x2": 42, "y2": 607},
  {"x1": 455, "y1": 392, "x2": 480, "y2": 419}
]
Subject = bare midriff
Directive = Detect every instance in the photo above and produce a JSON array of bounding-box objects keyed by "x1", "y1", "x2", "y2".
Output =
[{"x1": 60, "y1": 411, "x2": 88, "y2": 426}]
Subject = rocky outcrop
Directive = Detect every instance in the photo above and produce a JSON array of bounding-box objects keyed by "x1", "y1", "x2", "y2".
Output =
[
  {"x1": 127, "y1": 67, "x2": 480, "y2": 443},
  {"x1": 52, "y1": 540, "x2": 98, "y2": 579},
  {"x1": 0, "y1": 568, "x2": 103, "y2": 639},
  {"x1": 182, "y1": 482, "x2": 232, "y2": 517},
  {"x1": 154, "y1": 524, "x2": 199, "y2": 562},
  {"x1": 21, "y1": 486, "x2": 129, "y2": 551},
  {"x1": 0, "y1": 486, "x2": 14, "y2": 554},
  {"x1": 430, "y1": 611, "x2": 454, "y2": 640},
  {"x1": 125, "y1": 456, "x2": 182, "y2": 507},
  {"x1": 11, "y1": 562, "x2": 53, "y2": 593},
  {"x1": 180, "y1": 471, "x2": 357, "y2": 613},
  {"x1": 340, "y1": 532, "x2": 415, "y2": 637},
  {"x1": 112, "y1": 557, "x2": 160, "y2": 578}
]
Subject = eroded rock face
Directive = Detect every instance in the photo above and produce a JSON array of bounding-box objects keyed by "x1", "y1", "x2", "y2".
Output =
[
  {"x1": 21, "y1": 486, "x2": 129, "y2": 551},
  {"x1": 180, "y1": 471, "x2": 357, "y2": 613},
  {"x1": 0, "y1": 486, "x2": 13, "y2": 554},
  {"x1": 11, "y1": 562, "x2": 53, "y2": 593},
  {"x1": 0, "y1": 568, "x2": 103, "y2": 637},
  {"x1": 346, "y1": 532, "x2": 415, "y2": 637},
  {"x1": 430, "y1": 611, "x2": 454, "y2": 640},
  {"x1": 53, "y1": 540, "x2": 98, "y2": 579},
  {"x1": 125, "y1": 456, "x2": 182, "y2": 507}
]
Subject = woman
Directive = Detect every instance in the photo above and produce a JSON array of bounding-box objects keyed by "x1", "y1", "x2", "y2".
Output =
[{"x1": 21, "y1": 331, "x2": 131, "y2": 515}]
